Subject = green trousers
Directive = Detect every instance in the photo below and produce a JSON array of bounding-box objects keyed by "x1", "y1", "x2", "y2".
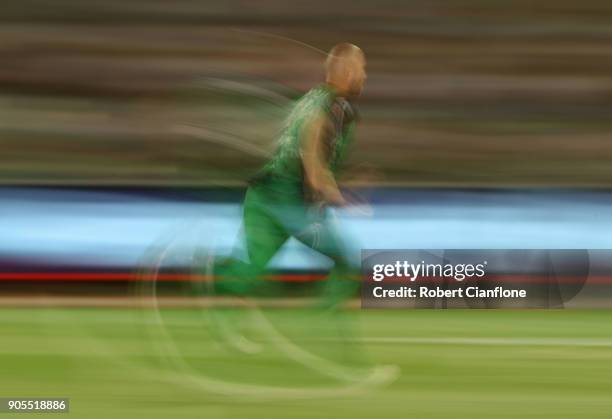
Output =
[{"x1": 214, "y1": 183, "x2": 358, "y2": 307}]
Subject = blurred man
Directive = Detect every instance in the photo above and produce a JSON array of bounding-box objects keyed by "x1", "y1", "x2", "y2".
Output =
[{"x1": 213, "y1": 43, "x2": 367, "y2": 307}]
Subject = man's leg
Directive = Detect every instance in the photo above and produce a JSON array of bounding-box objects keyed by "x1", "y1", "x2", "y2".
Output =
[
  {"x1": 288, "y1": 211, "x2": 368, "y2": 369},
  {"x1": 213, "y1": 186, "x2": 289, "y2": 296},
  {"x1": 292, "y1": 212, "x2": 359, "y2": 308}
]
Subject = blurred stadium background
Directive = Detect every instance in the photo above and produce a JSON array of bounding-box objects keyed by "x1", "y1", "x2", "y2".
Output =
[
  {"x1": 3, "y1": 0, "x2": 612, "y2": 186},
  {"x1": 1, "y1": 1, "x2": 612, "y2": 418}
]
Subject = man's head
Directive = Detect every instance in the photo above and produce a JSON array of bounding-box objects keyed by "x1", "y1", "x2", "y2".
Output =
[{"x1": 325, "y1": 43, "x2": 366, "y2": 97}]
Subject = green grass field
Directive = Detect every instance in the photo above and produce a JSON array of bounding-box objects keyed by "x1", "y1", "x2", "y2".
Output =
[{"x1": 1, "y1": 307, "x2": 611, "y2": 418}]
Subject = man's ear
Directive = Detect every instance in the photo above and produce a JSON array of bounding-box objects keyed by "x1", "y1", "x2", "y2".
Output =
[{"x1": 343, "y1": 67, "x2": 354, "y2": 85}]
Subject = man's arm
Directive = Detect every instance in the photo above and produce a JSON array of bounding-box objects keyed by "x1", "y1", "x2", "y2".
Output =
[{"x1": 300, "y1": 110, "x2": 347, "y2": 206}]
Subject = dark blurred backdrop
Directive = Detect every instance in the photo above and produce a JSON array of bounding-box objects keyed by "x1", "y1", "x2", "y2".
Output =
[{"x1": 2, "y1": 0, "x2": 612, "y2": 187}]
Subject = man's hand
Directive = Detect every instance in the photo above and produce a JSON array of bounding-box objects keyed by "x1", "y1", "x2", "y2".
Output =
[{"x1": 340, "y1": 188, "x2": 374, "y2": 216}]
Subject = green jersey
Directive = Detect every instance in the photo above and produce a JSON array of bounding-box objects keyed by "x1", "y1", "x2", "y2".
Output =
[{"x1": 250, "y1": 83, "x2": 357, "y2": 198}]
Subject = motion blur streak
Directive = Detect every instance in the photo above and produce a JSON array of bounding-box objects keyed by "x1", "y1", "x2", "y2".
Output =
[
  {"x1": 3, "y1": 1, "x2": 612, "y2": 186},
  {"x1": 2, "y1": 2, "x2": 612, "y2": 419}
]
